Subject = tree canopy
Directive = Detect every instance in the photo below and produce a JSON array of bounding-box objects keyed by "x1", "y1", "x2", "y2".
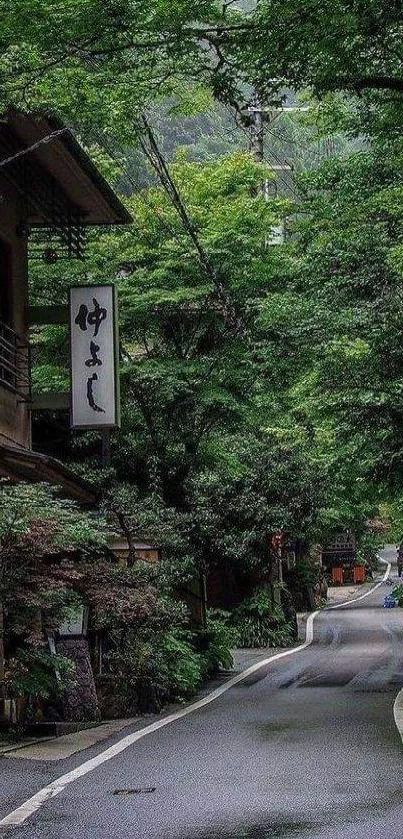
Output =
[{"x1": 2, "y1": 1, "x2": 402, "y2": 716}]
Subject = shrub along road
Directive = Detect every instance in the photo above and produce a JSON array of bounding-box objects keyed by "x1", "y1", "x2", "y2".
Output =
[{"x1": 2, "y1": 546, "x2": 403, "y2": 839}]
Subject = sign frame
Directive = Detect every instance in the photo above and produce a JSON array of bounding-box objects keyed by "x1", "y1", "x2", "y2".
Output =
[{"x1": 69, "y1": 283, "x2": 121, "y2": 430}]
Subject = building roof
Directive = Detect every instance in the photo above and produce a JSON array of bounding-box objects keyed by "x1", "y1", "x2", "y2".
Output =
[
  {"x1": 109, "y1": 536, "x2": 161, "y2": 552},
  {"x1": 0, "y1": 441, "x2": 97, "y2": 504},
  {"x1": 4, "y1": 109, "x2": 132, "y2": 226}
]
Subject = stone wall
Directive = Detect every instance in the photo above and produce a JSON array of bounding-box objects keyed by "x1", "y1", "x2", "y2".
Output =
[{"x1": 56, "y1": 637, "x2": 100, "y2": 722}]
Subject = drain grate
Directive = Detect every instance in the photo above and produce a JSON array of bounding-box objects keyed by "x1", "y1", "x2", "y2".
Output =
[{"x1": 113, "y1": 787, "x2": 156, "y2": 796}]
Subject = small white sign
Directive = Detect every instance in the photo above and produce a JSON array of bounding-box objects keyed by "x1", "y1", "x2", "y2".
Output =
[
  {"x1": 70, "y1": 285, "x2": 120, "y2": 428},
  {"x1": 266, "y1": 224, "x2": 285, "y2": 246}
]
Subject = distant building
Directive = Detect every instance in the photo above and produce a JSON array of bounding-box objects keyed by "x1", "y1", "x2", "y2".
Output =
[
  {"x1": 109, "y1": 536, "x2": 162, "y2": 565},
  {"x1": 321, "y1": 531, "x2": 365, "y2": 586},
  {"x1": 321, "y1": 532, "x2": 356, "y2": 569}
]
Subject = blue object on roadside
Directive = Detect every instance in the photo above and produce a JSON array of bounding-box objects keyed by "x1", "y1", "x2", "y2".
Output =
[{"x1": 383, "y1": 594, "x2": 397, "y2": 608}]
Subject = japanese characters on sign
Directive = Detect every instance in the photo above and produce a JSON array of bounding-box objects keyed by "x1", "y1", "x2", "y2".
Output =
[
  {"x1": 69, "y1": 285, "x2": 120, "y2": 428},
  {"x1": 326, "y1": 532, "x2": 356, "y2": 552}
]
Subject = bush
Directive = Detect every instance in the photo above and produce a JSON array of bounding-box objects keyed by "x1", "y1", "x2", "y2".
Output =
[
  {"x1": 161, "y1": 630, "x2": 203, "y2": 699},
  {"x1": 104, "y1": 640, "x2": 169, "y2": 713},
  {"x1": 3, "y1": 648, "x2": 76, "y2": 729},
  {"x1": 195, "y1": 610, "x2": 237, "y2": 677},
  {"x1": 392, "y1": 584, "x2": 403, "y2": 606},
  {"x1": 103, "y1": 631, "x2": 203, "y2": 712},
  {"x1": 4, "y1": 648, "x2": 76, "y2": 702},
  {"x1": 231, "y1": 588, "x2": 295, "y2": 648},
  {"x1": 102, "y1": 611, "x2": 238, "y2": 714}
]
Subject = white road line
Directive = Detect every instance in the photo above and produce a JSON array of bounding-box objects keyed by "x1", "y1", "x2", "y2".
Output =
[
  {"x1": 0, "y1": 613, "x2": 320, "y2": 829},
  {"x1": 0, "y1": 556, "x2": 392, "y2": 830},
  {"x1": 393, "y1": 687, "x2": 403, "y2": 744}
]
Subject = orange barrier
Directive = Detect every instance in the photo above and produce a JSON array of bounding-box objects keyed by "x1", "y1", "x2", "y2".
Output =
[
  {"x1": 353, "y1": 565, "x2": 365, "y2": 584},
  {"x1": 332, "y1": 567, "x2": 344, "y2": 585}
]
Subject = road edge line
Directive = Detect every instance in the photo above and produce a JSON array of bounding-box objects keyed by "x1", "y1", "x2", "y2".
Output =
[
  {"x1": 393, "y1": 689, "x2": 403, "y2": 744},
  {"x1": 0, "y1": 610, "x2": 320, "y2": 829},
  {"x1": 0, "y1": 555, "x2": 392, "y2": 830}
]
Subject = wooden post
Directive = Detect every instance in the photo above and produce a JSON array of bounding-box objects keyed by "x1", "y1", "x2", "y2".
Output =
[
  {"x1": 200, "y1": 572, "x2": 207, "y2": 629},
  {"x1": 101, "y1": 428, "x2": 112, "y2": 467}
]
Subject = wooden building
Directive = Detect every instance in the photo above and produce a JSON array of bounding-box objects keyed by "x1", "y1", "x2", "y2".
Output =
[
  {"x1": 0, "y1": 109, "x2": 132, "y2": 726},
  {"x1": 0, "y1": 109, "x2": 131, "y2": 498},
  {"x1": 321, "y1": 532, "x2": 363, "y2": 585},
  {"x1": 109, "y1": 536, "x2": 162, "y2": 565}
]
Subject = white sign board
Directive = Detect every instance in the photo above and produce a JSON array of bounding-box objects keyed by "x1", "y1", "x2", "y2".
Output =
[
  {"x1": 266, "y1": 224, "x2": 285, "y2": 246},
  {"x1": 70, "y1": 285, "x2": 120, "y2": 428}
]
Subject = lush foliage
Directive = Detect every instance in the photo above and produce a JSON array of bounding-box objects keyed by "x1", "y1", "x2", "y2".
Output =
[
  {"x1": 29, "y1": 152, "x2": 328, "y2": 577},
  {"x1": 4, "y1": 0, "x2": 403, "y2": 721},
  {"x1": 2, "y1": 0, "x2": 402, "y2": 142},
  {"x1": 4, "y1": 649, "x2": 76, "y2": 702},
  {"x1": 0, "y1": 482, "x2": 192, "y2": 713},
  {"x1": 278, "y1": 148, "x2": 403, "y2": 531},
  {"x1": 99, "y1": 614, "x2": 237, "y2": 713},
  {"x1": 232, "y1": 589, "x2": 295, "y2": 649}
]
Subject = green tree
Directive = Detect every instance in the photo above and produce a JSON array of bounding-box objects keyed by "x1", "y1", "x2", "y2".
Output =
[
  {"x1": 0, "y1": 0, "x2": 250, "y2": 134},
  {"x1": 265, "y1": 147, "x2": 403, "y2": 538},
  {"x1": 29, "y1": 152, "x2": 328, "y2": 588},
  {"x1": 0, "y1": 482, "x2": 189, "y2": 713}
]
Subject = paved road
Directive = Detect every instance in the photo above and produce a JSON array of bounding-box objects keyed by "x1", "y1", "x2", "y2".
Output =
[{"x1": 3, "y1": 545, "x2": 403, "y2": 839}]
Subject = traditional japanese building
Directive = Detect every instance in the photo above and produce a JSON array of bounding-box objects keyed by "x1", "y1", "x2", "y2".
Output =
[{"x1": 0, "y1": 109, "x2": 131, "y2": 499}]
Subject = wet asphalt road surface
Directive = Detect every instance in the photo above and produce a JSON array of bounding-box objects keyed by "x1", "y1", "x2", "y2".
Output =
[{"x1": 3, "y1": 546, "x2": 403, "y2": 839}]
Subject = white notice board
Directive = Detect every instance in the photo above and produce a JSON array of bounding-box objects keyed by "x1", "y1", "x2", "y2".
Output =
[{"x1": 69, "y1": 285, "x2": 120, "y2": 429}]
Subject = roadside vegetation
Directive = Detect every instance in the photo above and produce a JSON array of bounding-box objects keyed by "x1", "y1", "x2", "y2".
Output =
[{"x1": 1, "y1": 0, "x2": 402, "y2": 724}]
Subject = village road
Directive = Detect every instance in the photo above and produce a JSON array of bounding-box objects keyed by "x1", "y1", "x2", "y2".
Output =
[{"x1": 3, "y1": 545, "x2": 403, "y2": 839}]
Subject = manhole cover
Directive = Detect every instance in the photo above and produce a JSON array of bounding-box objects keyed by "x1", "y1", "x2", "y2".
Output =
[{"x1": 113, "y1": 787, "x2": 156, "y2": 795}]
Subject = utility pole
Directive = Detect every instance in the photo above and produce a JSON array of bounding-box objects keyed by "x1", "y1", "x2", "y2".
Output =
[
  {"x1": 249, "y1": 96, "x2": 265, "y2": 163},
  {"x1": 247, "y1": 98, "x2": 289, "y2": 245},
  {"x1": 246, "y1": 98, "x2": 301, "y2": 178},
  {"x1": 246, "y1": 97, "x2": 301, "y2": 245}
]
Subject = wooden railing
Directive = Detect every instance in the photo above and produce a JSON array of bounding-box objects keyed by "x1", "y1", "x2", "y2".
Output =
[{"x1": 0, "y1": 321, "x2": 31, "y2": 401}]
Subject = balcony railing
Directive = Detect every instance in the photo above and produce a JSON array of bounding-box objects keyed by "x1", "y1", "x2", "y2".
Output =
[{"x1": 0, "y1": 321, "x2": 31, "y2": 401}]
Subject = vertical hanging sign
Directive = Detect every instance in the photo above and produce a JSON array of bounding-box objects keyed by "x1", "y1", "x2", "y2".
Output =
[{"x1": 69, "y1": 285, "x2": 120, "y2": 429}]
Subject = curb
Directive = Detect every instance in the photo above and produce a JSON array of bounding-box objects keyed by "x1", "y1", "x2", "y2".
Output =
[
  {"x1": 393, "y1": 689, "x2": 403, "y2": 744},
  {"x1": 297, "y1": 612, "x2": 309, "y2": 641},
  {"x1": 0, "y1": 737, "x2": 54, "y2": 758},
  {"x1": 1, "y1": 717, "x2": 143, "y2": 762}
]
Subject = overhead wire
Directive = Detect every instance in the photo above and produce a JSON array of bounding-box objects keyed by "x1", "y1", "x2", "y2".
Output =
[{"x1": 40, "y1": 52, "x2": 301, "y2": 289}]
